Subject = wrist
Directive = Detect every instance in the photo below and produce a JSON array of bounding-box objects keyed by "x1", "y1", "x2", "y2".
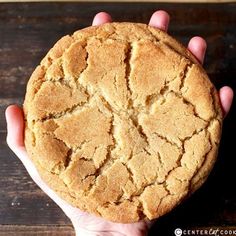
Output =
[
  {"x1": 71, "y1": 218, "x2": 108, "y2": 236},
  {"x1": 71, "y1": 220, "x2": 93, "y2": 236},
  {"x1": 72, "y1": 222, "x2": 148, "y2": 236},
  {"x1": 70, "y1": 215, "x2": 149, "y2": 236}
]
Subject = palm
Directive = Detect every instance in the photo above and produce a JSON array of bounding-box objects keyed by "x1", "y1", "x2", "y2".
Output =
[
  {"x1": 67, "y1": 208, "x2": 149, "y2": 235},
  {"x1": 6, "y1": 11, "x2": 233, "y2": 236}
]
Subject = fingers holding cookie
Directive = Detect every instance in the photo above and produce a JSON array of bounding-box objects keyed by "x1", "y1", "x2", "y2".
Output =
[
  {"x1": 92, "y1": 12, "x2": 112, "y2": 26},
  {"x1": 149, "y1": 10, "x2": 170, "y2": 32},
  {"x1": 219, "y1": 86, "x2": 234, "y2": 118},
  {"x1": 188, "y1": 36, "x2": 207, "y2": 64},
  {"x1": 92, "y1": 10, "x2": 171, "y2": 32}
]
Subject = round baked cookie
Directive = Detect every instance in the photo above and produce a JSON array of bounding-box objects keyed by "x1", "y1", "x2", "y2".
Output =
[{"x1": 23, "y1": 22, "x2": 222, "y2": 223}]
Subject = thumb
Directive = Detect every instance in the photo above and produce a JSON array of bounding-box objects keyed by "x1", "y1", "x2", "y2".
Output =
[
  {"x1": 5, "y1": 105, "x2": 25, "y2": 148},
  {"x1": 5, "y1": 105, "x2": 45, "y2": 183}
]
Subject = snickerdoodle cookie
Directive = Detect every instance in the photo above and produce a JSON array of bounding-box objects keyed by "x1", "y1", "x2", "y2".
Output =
[{"x1": 23, "y1": 22, "x2": 222, "y2": 223}]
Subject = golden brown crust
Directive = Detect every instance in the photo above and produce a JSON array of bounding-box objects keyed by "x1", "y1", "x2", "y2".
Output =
[{"x1": 23, "y1": 22, "x2": 223, "y2": 223}]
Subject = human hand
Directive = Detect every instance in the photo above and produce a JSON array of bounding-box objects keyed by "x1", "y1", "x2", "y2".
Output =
[{"x1": 5, "y1": 11, "x2": 234, "y2": 236}]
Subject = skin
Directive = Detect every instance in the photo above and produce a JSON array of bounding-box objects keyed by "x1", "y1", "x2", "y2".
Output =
[{"x1": 5, "y1": 10, "x2": 234, "y2": 236}]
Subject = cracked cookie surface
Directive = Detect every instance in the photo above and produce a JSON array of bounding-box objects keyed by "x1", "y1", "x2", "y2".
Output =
[{"x1": 23, "y1": 22, "x2": 223, "y2": 223}]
